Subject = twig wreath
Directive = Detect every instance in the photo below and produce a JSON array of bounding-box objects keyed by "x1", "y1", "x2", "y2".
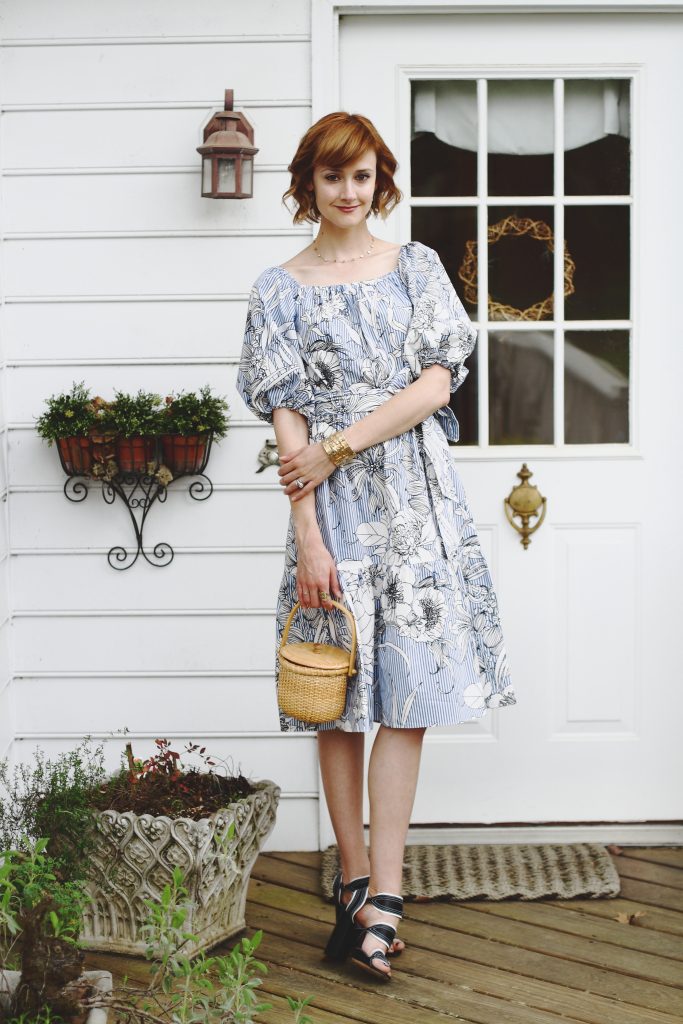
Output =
[{"x1": 458, "y1": 214, "x2": 576, "y2": 321}]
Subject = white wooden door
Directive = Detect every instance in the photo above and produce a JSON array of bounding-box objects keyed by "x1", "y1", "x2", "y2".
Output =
[{"x1": 334, "y1": 10, "x2": 683, "y2": 830}]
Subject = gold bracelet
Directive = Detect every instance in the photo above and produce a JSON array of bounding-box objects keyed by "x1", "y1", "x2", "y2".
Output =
[{"x1": 321, "y1": 430, "x2": 356, "y2": 467}]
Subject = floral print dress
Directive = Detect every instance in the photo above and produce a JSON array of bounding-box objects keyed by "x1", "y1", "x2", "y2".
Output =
[{"x1": 236, "y1": 240, "x2": 517, "y2": 732}]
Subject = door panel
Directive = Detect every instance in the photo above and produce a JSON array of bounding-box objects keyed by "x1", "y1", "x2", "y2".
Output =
[{"x1": 337, "y1": 11, "x2": 682, "y2": 826}]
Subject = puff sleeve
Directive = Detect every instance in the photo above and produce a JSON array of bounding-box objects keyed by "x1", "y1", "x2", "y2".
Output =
[
  {"x1": 235, "y1": 269, "x2": 315, "y2": 426},
  {"x1": 401, "y1": 241, "x2": 478, "y2": 441}
]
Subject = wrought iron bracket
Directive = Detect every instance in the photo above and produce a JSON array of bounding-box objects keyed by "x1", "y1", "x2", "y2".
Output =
[{"x1": 60, "y1": 434, "x2": 215, "y2": 570}]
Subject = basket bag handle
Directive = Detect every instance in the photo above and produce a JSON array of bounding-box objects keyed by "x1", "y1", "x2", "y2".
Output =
[{"x1": 280, "y1": 599, "x2": 358, "y2": 678}]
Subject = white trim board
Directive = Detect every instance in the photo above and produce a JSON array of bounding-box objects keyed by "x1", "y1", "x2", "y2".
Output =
[
  {"x1": 311, "y1": 0, "x2": 683, "y2": 115},
  {"x1": 399, "y1": 824, "x2": 683, "y2": 845}
]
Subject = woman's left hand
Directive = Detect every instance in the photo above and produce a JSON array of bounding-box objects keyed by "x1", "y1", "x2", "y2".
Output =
[{"x1": 278, "y1": 442, "x2": 337, "y2": 500}]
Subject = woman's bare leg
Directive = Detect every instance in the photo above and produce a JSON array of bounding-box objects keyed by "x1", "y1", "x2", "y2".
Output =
[
  {"x1": 317, "y1": 730, "x2": 369, "y2": 882},
  {"x1": 355, "y1": 724, "x2": 427, "y2": 973}
]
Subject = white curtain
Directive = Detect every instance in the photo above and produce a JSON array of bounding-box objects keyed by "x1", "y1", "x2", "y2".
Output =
[{"x1": 412, "y1": 79, "x2": 630, "y2": 155}]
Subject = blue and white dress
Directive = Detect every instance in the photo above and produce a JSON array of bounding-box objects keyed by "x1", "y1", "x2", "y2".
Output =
[{"x1": 236, "y1": 240, "x2": 517, "y2": 733}]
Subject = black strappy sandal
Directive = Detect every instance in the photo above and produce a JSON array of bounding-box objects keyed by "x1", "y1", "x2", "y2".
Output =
[
  {"x1": 323, "y1": 871, "x2": 370, "y2": 961},
  {"x1": 349, "y1": 892, "x2": 404, "y2": 982}
]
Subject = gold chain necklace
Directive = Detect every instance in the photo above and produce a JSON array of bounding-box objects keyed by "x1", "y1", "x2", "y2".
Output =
[{"x1": 313, "y1": 234, "x2": 376, "y2": 264}]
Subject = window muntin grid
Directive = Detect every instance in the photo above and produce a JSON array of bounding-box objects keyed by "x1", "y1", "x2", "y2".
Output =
[{"x1": 410, "y1": 77, "x2": 632, "y2": 447}]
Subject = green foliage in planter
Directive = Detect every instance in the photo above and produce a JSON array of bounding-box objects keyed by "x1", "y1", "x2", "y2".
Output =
[
  {"x1": 103, "y1": 389, "x2": 164, "y2": 438},
  {"x1": 0, "y1": 738, "x2": 107, "y2": 887},
  {"x1": 34, "y1": 381, "x2": 102, "y2": 446},
  {"x1": 157, "y1": 385, "x2": 231, "y2": 440}
]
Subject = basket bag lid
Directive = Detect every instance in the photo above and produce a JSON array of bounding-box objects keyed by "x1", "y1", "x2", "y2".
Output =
[
  {"x1": 280, "y1": 641, "x2": 350, "y2": 671},
  {"x1": 278, "y1": 598, "x2": 358, "y2": 677}
]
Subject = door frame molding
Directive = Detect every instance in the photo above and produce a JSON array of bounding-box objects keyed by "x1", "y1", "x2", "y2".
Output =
[{"x1": 312, "y1": 0, "x2": 683, "y2": 116}]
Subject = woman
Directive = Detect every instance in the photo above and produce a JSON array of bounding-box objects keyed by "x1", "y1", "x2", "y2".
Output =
[{"x1": 236, "y1": 112, "x2": 517, "y2": 981}]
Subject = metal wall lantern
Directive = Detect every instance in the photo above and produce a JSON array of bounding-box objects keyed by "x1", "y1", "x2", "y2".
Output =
[{"x1": 197, "y1": 89, "x2": 258, "y2": 199}]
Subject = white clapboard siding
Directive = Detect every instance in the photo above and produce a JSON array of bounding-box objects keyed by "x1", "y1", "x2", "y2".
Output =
[
  {"x1": 9, "y1": 490, "x2": 290, "y2": 549},
  {"x1": 1, "y1": 258, "x2": 12, "y2": 756},
  {"x1": 1, "y1": 0, "x2": 319, "y2": 849},
  {"x1": 2, "y1": 105, "x2": 312, "y2": 172},
  {"x1": 3, "y1": 171, "x2": 303, "y2": 234},
  {"x1": 1, "y1": 42, "x2": 309, "y2": 106},
  {"x1": 0, "y1": 1, "x2": 309, "y2": 42},
  {"x1": 4, "y1": 236, "x2": 309, "y2": 298},
  {"x1": 4, "y1": 299, "x2": 253, "y2": 362},
  {"x1": 11, "y1": 551, "x2": 288, "y2": 610}
]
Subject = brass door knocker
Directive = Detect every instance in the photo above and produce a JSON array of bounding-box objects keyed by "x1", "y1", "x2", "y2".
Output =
[{"x1": 504, "y1": 463, "x2": 546, "y2": 549}]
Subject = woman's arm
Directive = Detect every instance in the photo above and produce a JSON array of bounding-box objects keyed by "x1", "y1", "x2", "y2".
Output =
[
  {"x1": 341, "y1": 363, "x2": 451, "y2": 454},
  {"x1": 272, "y1": 406, "x2": 322, "y2": 534},
  {"x1": 272, "y1": 406, "x2": 343, "y2": 608},
  {"x1": 275, "y1": 362, "x2": 452, "y2": 503}
]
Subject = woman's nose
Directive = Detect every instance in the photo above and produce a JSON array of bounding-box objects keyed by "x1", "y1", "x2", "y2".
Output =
[{"x1": 340, "y1": 181, "x2": 357, "y2": 200}]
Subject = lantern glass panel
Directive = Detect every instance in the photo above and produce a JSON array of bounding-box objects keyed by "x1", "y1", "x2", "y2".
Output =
[
  {"x1": 202, "y1": 158, "x2": 213, "y2": 195},
  {"x1": 241, "y1": 157, "x2": 253, "y2": 195},
  {"x1": 218, "y1": 157, "x2": 237, "y2": 194}
]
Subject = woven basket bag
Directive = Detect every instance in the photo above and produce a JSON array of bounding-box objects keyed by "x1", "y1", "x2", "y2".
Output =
[{"x1": 277, "y1": 599, "x2": 358, "y2": 724}]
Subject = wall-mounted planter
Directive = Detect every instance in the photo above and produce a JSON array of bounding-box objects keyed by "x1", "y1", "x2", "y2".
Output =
[
  {"x1": 161, "y1": 433, "x2": 208, "y2": 475},
  {"x1": 57, "y1": 436, "x2": 93, "y2": 475},
  {"x1": 55, "y1": 431, "x2": 215, "y2": 570},
  {"x1": 115, "y1": 436, "x2": 157, "y2": 473}
]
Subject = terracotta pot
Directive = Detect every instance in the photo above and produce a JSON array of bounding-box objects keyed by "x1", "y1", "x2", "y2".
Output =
[
  {"x1": 57, "y1": 436, "x2": 92, "y2": 475},
  {"x1": 79, "y1": 779, "x2": 280, "y2": 958},
  {"x1": 161, "y1": 433, "x2": 208, "y2": 474},
  {"x1": 115, "y1": 436, "x2": 157, "y2": 473}
]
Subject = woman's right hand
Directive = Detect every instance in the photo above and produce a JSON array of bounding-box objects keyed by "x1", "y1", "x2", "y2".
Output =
[{"x1": 295, "y1": 535, "x2": 343, "y2": 610}]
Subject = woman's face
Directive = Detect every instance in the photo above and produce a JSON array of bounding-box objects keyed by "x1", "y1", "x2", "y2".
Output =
[{"x1": 308, "y1": 148, "x2": 377, "y2": 226}]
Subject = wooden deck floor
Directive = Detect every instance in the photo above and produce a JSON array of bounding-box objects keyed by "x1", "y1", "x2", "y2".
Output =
[{"x1": 86, "y1": 845, "x2": 683, "y2": 1023}]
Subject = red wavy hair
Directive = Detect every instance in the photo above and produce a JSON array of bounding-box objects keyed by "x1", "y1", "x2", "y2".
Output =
[{"x1": 282, "y1": 111, "x2": 403, "y2": 225}]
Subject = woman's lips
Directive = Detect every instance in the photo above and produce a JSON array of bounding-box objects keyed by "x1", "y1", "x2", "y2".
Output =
[{"x1": 336, "y1": 206, "x2": 360, "y2": 211}]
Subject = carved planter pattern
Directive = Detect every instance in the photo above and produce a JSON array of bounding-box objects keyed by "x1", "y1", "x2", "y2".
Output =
[{"x1": 79, "y1": 780, "x2": 280, "y2": 958}]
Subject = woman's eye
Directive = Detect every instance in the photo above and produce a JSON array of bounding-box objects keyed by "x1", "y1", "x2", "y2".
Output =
[{"x1": 325, "y1": 174, "x2": 370, "y2": 182}]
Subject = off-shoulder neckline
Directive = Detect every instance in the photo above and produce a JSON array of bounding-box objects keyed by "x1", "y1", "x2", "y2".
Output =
[{"x1": 273, "y1": 241, "x2": 412, "y2": 289}]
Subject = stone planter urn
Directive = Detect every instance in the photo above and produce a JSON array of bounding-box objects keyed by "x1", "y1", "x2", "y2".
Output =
[{"x1": 78, "y1": 780, "x2": 280, "y2": 958}]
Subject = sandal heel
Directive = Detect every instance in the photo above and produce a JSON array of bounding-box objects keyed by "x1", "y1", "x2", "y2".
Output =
[
  {"x1": 323, "y1": 872, "x2": 369, "y2": 962},
  {"x1": 324, "y1": 910, "x2": 355, "y2": 959}
]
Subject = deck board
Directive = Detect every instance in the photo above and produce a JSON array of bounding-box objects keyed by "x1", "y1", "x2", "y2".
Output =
[{"x1": 85, "y1": 845, "x2": 683, "y2": 1024}]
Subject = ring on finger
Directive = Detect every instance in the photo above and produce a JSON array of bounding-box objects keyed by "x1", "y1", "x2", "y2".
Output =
[{"x1": 295, "y1": 478, "x2": 305, "y2": 489}]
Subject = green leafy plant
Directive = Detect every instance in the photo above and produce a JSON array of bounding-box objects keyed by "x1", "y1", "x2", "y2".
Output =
[
  {"x1": 1, "y1": 737, "x2": 310, "y2": 1022},
  {"x1": 106, "y1": 864, "x2": 317, "y2": 1024},
  {"x1": 102, "y1": 388, "x2": 164, "y2": 438},
  {"x1": 157, "y1": 385, "x2": 231, "y2": 439},
  {"x1": 0, "y1": 738, "x2": 107, "y2": 886},
  {"x1": 0, "y1": 836, "x2": 93, "y2": 1023},
  {"x1": 33, "y1": 381, "x2": 104, "y2": 446}
]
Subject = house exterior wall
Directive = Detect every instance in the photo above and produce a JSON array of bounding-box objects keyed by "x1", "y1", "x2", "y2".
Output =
[
  {"x1": 0, "y1": 279, "x2": 11, "y2": 761},
  {"x1": 0, "y1": 0, "x2": 318, "y2": 849}
]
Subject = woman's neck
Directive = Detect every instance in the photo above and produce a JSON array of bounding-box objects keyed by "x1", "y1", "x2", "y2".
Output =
[{"x1": 314, "y1": 221, "x2": 374, "y2": 260}]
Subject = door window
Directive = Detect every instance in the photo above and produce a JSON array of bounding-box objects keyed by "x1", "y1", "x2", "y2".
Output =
[{"x1": 411, "y1": 78, "x2": 631, "y2": 446}]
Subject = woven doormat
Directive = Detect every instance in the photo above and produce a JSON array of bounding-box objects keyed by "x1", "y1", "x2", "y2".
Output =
[{"x1": 321, "y1": 843, "x2": 620, "y2": 901}]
